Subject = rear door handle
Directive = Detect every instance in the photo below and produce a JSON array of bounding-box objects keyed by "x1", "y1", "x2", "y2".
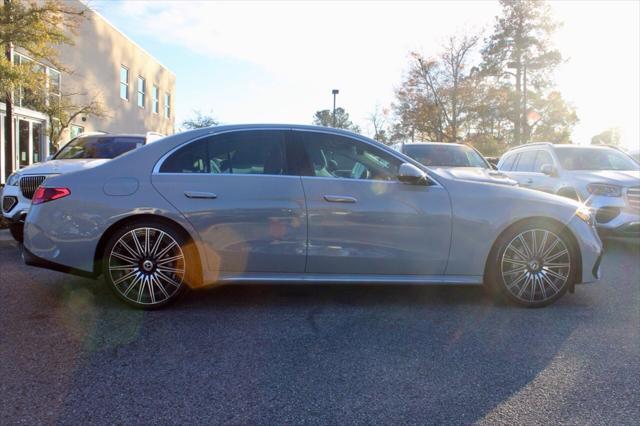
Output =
[
  {"x1": 323, "y1": 195, "x2": 357, "y2": 203},
  {"x1": 184, "y1": 191, "x2": 217, "y2": 199}
]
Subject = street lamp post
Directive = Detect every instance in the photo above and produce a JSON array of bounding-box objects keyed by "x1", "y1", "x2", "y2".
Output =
[{"x1": 332, "y1": 89, "x2": 339, "y2": 127}]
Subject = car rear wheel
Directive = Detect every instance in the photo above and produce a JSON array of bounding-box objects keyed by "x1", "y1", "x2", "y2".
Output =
[
  {"x1": 9, "y1": 222, "x2": 24, "y2": 243},
  {"x1": 489, "y1": 221, "x2": 576, "y2": 307},
  {"x1": 103, "y1": 222, "x2": 189, "y2": 309}
]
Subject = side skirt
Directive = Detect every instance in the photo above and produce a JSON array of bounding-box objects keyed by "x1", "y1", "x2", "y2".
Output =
[{"x1": 209, "y1": 273, "x2": 484, "y2": 286}]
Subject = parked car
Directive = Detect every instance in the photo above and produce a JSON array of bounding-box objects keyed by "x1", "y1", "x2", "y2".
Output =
[
  {"x1": 392, "y1": 142, "x2": 517, "y2": 186},
  {"x1": 22, "y1": 125, "x2": 602, "y2": 309},
  {"x1": 497, "y1": 143, "x2": 640, "y2": 238},
  {"x1": 2, "y1": 132, "x2": 163, "y2": 242},
  {"x1": 629, "y1": 148, "x2": 639, "y2": 163}
]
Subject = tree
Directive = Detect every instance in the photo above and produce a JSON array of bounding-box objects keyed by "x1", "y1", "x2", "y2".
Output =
[
  {"x1": 1, "y1": 0, "x2": 84, "y2": 167},
  {"x1": 591, "y1": 128, "x2": 621, "y2": 146},
  {"x1": 182, "y1": 110, "x2": 219, "y2": 130},
  {"x1": 391, "y1": 34, "x2": 479, "y2": 143},
  {"x1": 367, "y1": 105, "x2": 389, "y2": 143},
  {"x1": 312, "y1": 107, "x2": 361, "y2": 133},
  {"x1": 527, "y1": 90, "x2": 578, "y2": 143},
  {"x1": 34, "y1": 92, "x2": 106, "y2": 148},
  {"x1": 481, "y1": 0, "x2": 563, "y2": 145}
]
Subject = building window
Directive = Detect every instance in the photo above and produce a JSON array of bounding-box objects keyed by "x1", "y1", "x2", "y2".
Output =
[
  {"x1": 48, "y1": 68, "x2": 61, "y2": 106},
  {"x1": 12, "y1": 52, "x2": 57, "y2": 110},
  {"x1": 70, "y1": 124, "x2": 84, "y2": 139},
  {"x1": 137, "y1": 76, "x2": 145, "y2": 108},
  {"x1": 120, "y1": 66, "x2": 129, "y2": 100},
  {"x1": 152, "y1": 85, "x2": 159, "y2": 114},
  {"x1": 164, "y1": 93, "x2": 171, "y2": 118}
]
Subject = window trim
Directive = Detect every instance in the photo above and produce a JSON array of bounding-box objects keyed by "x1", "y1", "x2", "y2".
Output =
[
  {"x1": 154, "y1": 127, "x2": 293, "y2": 176},
  {"x1": 137, "y1": 76, "x2": 146, "y2": 108},
  {"x1": 119, "y1": 65, "x2": 129, "y2": 101},
  {"x1": 152, "y1": 127, "x2": 441, "y2": 187}
]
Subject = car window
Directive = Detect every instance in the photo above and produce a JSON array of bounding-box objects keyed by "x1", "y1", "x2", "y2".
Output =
[
  {"x1": 301, "y1": 132, "x2": 400, "y2": 181},
  {"x1": 54, "y1": 136, "x2": 144, "y2": 159},
  {"x1": 555, "y1": 147, "x2": 640, "y2": 171},
  {"x1": 159, "y1": 130, "x2": 287, "y2": 175},
  {"x1": 499, "y1": 153, "x2": 517, "y2": 171},
  {"x1": 207, "y1": 131, "x2": 286, "y2": 175},
  {"x1": 534, "y1": 150, "x2": 554, "y2": 172},
  {"x1": 514, "y1": 150, "x2": 537, "y2": 172},
  {"x1": 159, "y1": 138, "x2": 208, "y2": 173}
]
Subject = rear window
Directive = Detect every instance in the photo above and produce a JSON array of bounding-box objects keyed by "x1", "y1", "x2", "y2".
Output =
[{"x1": 54, "y1": 136, "x2": 144, "y2": 159}]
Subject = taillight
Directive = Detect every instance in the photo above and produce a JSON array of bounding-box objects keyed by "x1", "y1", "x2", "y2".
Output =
[{"x1": 32, "y1": 187, "x2": 71, "y2": 205}]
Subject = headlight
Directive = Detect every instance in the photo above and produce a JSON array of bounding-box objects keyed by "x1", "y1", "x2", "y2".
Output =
[
  {"x1": 6, "y1": 173, "x2": 20, "y2": 186},
  {"x1": 587, "y1": 183, "x2": 622, "y2": 197},
  {"x1": 575, "y1": 205, "x2": 593, "y2": 225}
]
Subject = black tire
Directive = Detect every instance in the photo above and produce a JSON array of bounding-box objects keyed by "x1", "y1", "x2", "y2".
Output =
[
  {"x1": 9, "y1": 222, "x2": 24, "y2": 243},
  {"x1": 487, "y1": 219, "x2": 577, "y2": 308},
  {"x1": 102, "y1": 220, "x2": 196, "y2": 309}
]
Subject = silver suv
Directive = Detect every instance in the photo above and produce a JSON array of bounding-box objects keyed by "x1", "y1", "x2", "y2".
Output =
[{"x1": 498, "y1": 143, "x2": 640, "y2": 237}]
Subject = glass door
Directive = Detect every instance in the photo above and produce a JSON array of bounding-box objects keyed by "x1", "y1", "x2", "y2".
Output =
[
  {"x1": 18, "y1": 119, "x2": 30, "y2": 168},
  {"x1": 15, "y1": 118, "x2": 45, "y2": 169}
]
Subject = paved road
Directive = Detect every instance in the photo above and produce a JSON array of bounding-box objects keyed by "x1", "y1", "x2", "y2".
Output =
[{"x1": 1, "y1": 235, "x2": 638, "y2": 425}]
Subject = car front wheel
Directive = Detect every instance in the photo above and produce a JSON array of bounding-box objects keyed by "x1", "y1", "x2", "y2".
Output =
[
  {"x1": 490, "y1": 221, "x2": 577, "y2": 307},
  {"x1": 103, "y1": 222, "x2": 188, "y2": 309}
]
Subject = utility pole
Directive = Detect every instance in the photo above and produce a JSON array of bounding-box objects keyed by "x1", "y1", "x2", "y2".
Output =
[
  {"x1": 332, "y1": 89, "x2": 339, "y2": 127},
  {"x1": 3, "y1": 0, "x2": 14, "y2": 181}
]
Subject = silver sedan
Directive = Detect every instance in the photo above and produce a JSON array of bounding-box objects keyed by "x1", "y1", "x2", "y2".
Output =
[{"x1": 22, "y1": 125, "x2": 603, "y2": 309}]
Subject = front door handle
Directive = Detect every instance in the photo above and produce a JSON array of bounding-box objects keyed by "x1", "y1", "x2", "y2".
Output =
[
  {"x1": 323, "y1": 195, "x2": 357, "y2": 203},
  {"x1": 184, "y1": 191, "x2": 217, "y2": 199}
]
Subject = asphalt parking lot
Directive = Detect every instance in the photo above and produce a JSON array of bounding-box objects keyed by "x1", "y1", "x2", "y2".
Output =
[{"x1": 0, "y1": 233, "x2": 638, "y2": 425}]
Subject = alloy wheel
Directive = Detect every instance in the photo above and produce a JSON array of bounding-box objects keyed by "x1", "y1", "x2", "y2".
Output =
[
  {"x1": 108, "y1": 227, "x2": 185, "y2": 306},
  {"x1": 500, "y1": 228, "x2": 571, "y2": 303}
]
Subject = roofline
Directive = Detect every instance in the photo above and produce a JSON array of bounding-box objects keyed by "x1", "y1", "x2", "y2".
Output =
[{"x1": 82, "y1": 2, "x2": 176, "y2": 77}]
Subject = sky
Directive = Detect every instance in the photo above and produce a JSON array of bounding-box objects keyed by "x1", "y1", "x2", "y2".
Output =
[{"x1": 91, "y1": 0, "x2": 640, "y2": 150}]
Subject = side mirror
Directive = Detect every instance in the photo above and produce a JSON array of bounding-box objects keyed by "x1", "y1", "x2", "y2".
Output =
[
  {"x1": 398, "y1": 163, "x2": 429, "y2": 185},
  {"x1": 540, "y1": 163, "x2": 556, "y2": 176}
]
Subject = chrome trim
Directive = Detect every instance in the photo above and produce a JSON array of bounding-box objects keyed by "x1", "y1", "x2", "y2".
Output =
[
  {"x1": 626, "y1": 186, "x2": 640, "y2": 209},
  {"x1": 19, "y1": 175, "x2": 47, "y2": 199},
  {"x1": 151, "y1": 126, "x2": 442, "y2": 187}
]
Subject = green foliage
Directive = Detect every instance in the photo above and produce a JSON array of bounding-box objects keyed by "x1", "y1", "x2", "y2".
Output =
[
  {"x1": 0, "y1": 0, "x2": 83, "y2": 94},
  {"x1": 389, "y1": 0, "x2": 578, "y2": 154},
  {"x1": 312, "y1": 107, "x2": 361, "y2": 133},
  {"x1": 182, "y1": 110, "x2": 219, "y2": 130},
  {"x1": 591, "y1": 128, "x2": 621, "y2": 146}
]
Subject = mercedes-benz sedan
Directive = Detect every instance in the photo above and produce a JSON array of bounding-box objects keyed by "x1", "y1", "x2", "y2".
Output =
[{"x1": 23, "y1": 125, "x2": 603, "y2": 309}]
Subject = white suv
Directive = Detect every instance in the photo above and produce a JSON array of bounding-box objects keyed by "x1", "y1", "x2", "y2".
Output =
[
  {"x1": 498, "y1": 143, "x2": 640, "y2": 238},
  {"x1": 1, "y1": 132, "x2": 162, "y2": 242}
]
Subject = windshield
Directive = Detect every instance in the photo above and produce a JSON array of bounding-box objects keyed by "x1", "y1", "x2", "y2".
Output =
[
  {"x1": 54, "y1": 136, "x2": 144, "y2": 159},
  {"x1": 555, "y1": 147, "x2": 640, "y2": 171},
  {"x1": 403, "y1": 144, "x2": 489, "y2": 168}
]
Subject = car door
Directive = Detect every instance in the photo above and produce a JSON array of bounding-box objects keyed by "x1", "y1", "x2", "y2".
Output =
[
  {"x1": 152, "y1": 129, "x2": 307, "y2": 274},
  {"x1": 508, "y1": 149, "x2": 540, "y2": 189},
  {"x1": 531, "y1": 150, "x2": 558, "y2": 193},
  {"x1": 295, "y1": 130, "x2": 452, "y2": 276}
]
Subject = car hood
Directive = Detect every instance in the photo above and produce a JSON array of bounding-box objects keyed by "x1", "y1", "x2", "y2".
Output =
[
  {"x1": 430, "y1": 167, "x2": 518, "y2": 186},
  {"x1": 565, "y1": 170, "x2": 640, "y2": 186},
  {"x1": 13, "y1": 159, "x2": 110, "y2": 176}
]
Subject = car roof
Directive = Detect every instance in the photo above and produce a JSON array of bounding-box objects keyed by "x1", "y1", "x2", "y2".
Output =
[
  {"x1": 401, "y1": 142, "x2": 465, "y2": 147},
  {"x1": 78, "y1": 133, "x2": 146, "y2": 139}
]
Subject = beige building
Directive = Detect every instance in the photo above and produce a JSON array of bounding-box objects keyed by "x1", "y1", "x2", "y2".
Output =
[{"x1": 1, "y1": 1, "x2": 176, "y2": 183}]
